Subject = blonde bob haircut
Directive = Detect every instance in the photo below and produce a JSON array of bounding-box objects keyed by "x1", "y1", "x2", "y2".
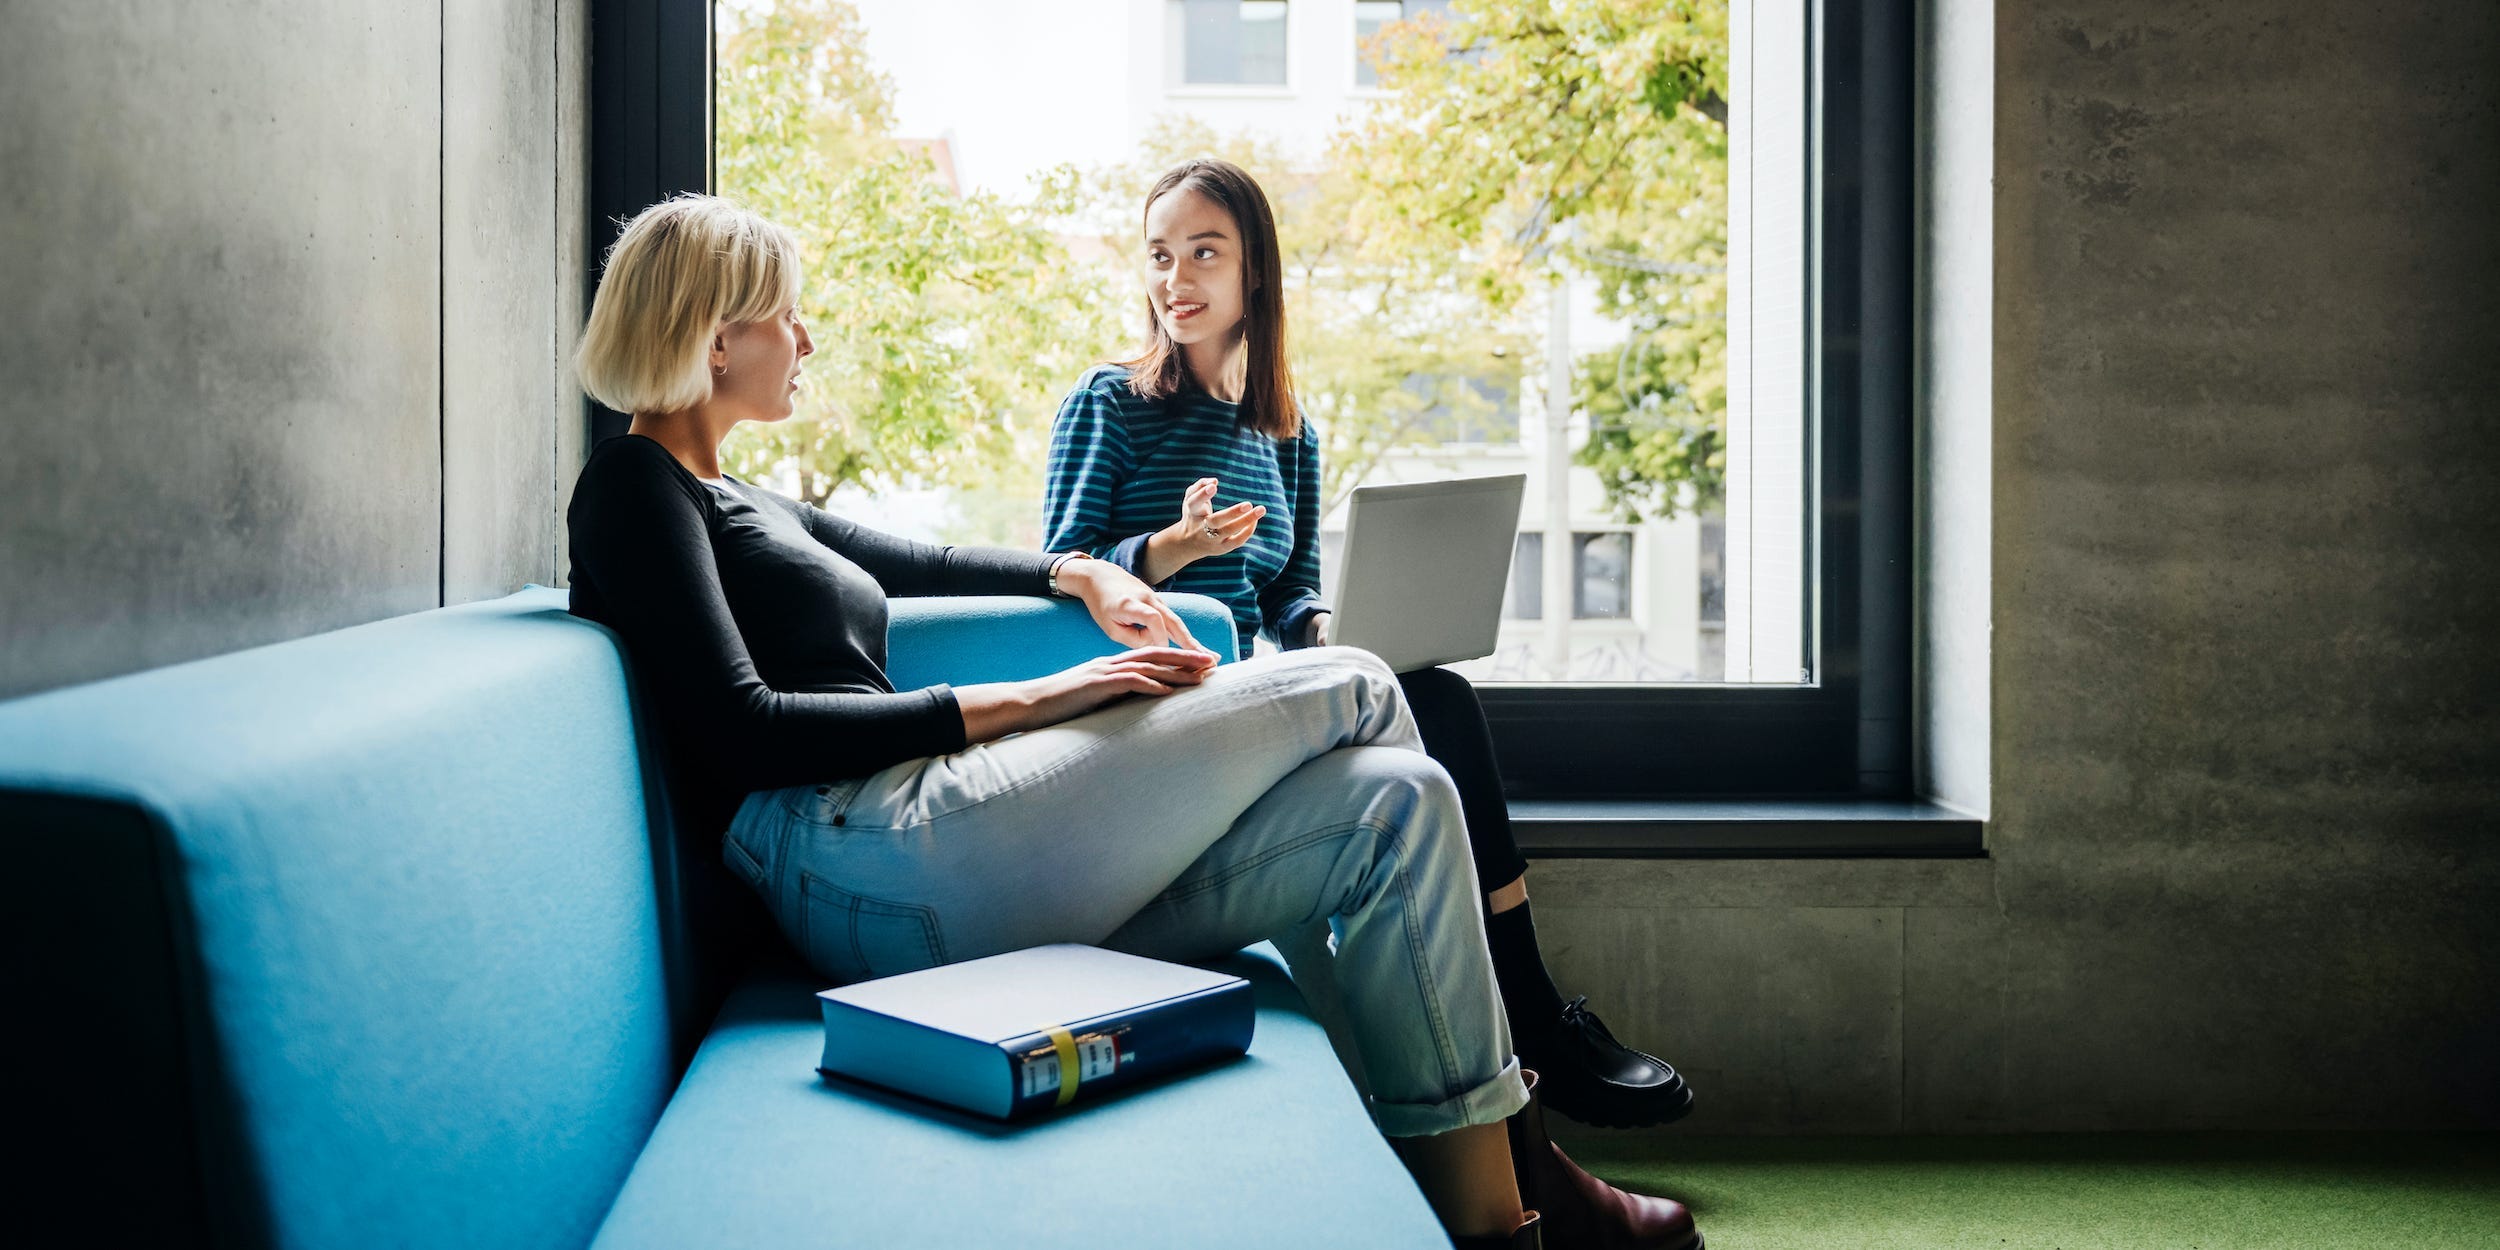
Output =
[{"x1": 575, "y1": 194, "x2": 803, "y2": 415}]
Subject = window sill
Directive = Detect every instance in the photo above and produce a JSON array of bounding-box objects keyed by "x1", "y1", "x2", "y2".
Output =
[
  {"x1": 1512, "y1": 797, "x2": 1983, "y2": 859},
  {"x1": 1165, "y1": 85, "x2": 1298, "y2": 99}
]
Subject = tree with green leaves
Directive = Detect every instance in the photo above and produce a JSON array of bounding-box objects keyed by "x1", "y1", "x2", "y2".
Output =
[
  {"x1": 1345, "y1": 0, "x2": 1728, "y2": 521},
  {"x1": 712, "y1": 0, "x2": 1118, "y2": 532},
  {"x1": 710, "y1": 0, "x2": 1707, "y2": 539}
]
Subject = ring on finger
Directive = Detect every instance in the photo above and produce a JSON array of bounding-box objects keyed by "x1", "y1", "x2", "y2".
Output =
[{"x1": 1202, "y1": 525, "x2": 1220, "y2": 540}]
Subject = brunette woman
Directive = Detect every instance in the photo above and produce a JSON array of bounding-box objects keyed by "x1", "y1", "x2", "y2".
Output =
[{"x1": 1043, "y1": 159, "x2": 1695, "y2": 1133}]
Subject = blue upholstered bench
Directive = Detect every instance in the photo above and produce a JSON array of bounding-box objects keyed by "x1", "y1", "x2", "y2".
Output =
[{"x1": 0, "y1": 587, "x2": 1444, "y2": 1249}]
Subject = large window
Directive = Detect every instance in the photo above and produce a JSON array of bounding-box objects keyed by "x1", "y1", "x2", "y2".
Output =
[
  {"x1": 1497, "y1": 532, "x2": 1634, "y2": 623},
  {"x1": 593, "y1": 0, "x2": 1910, "y2": 803},
  {"x1": 1475, "y1": 0, "x2": 1912, "y2": 796},
  {"x1": 1179, "y1": 0, "x2": 1290, "y2": 87},
  {"x1": 1503, "y1": 533, "x2": 1541, "y2": 621},
  {"x1": 1571, "y1": 532, "x2": 1632, "y2": 620},
  {"x1": 1354, "y1": 0, "x2": 1453, "y2": 88},
  {"x1": 1407, "y1": 373, "x2": 1515, "y2": 446}
]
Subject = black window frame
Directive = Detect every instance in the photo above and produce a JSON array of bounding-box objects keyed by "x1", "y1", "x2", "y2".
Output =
[
  {"x1": 587, "y1": 0, "x2": 714, "y2": 447},
  {"x1": 1475, "y1": 0, "x2": 1912, "y2": 800},
  {"x1": 591, "y1": 0, "x2": 1912, "y2": 803}
]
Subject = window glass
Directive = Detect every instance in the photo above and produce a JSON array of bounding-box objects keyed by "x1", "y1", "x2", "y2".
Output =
[
  {"x1": 1698, "y1": 515, "x2": 1726, "y2": 626},
  {"x1": 1504, "y1": 532, "x2": 1544, "y2": 621},
  {"x1": 1406, "y1": 373, "x2": 1516, "y2": 445},
  {"x1": 1358, "y1": 0, "x2": 1462, "y2": 87},
  {"x1": 715, "y1": 0, "x2": 1798, "y2": 688},
  {"x1": 1185, "y1": 0, "x2": 1289, "y2": 86},
  {"x1": 1696, "y1": 513, "x2": 1726, "y2": 679},
  {"x1": 1353, "y1": 3, "x2": 1398, "y2": 89},
  {"x1": 1572, "y1": 532, "x2": 1632, "y2": 620}
]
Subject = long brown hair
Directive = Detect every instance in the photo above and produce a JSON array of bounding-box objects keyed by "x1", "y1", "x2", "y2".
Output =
[{"x1": 1117, "y1": 158, "x2": 1302, "y2": 440}]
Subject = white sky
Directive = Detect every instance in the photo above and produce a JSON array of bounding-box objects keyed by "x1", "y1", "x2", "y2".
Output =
[{"x1": 849, "y1": 0, "x2": 1137, "y2": 198}]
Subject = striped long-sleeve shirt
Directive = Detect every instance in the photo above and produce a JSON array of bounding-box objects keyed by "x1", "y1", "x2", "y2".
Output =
[{"x1": 1043, "y1": 364, "x2": 1328, "y2": 656}]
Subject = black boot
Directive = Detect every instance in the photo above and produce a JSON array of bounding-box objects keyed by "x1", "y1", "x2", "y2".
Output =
[
  {"x1": 1513, "y1": 996, "x2": 1695, "y2": 1130},
  {"x1": 1451, "y1": 1210, "x2": 1543, "y2": 1250}
]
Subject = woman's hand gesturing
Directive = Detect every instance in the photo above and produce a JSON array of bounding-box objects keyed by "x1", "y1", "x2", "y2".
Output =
[
  {"x1": 955, "y1": 647, "x2": 1216, "y2": 742},
  {"x1": 1140, "y1": 477, "x2": 1264, "y2": 582},
  {"x1": 1175, "y1": 477, "x2": 1265, "y2": 557}
]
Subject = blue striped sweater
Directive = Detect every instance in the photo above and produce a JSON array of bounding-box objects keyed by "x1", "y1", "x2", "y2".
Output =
[{"x1": 1043, "y1": 364, "x2": 1328, "y2": 655}]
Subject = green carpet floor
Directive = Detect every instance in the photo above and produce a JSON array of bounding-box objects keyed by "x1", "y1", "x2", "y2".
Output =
[{"x1": 1567, "y1": 1134, "x2": 2500, "y2": 1249}]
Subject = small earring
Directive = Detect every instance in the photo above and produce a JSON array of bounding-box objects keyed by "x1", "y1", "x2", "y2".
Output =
[{"x1": 712, "y1": 362, "x2": 726, "y2": 377}]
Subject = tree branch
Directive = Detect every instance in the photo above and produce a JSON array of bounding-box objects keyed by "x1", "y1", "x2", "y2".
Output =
[{"x1": 1695, "y1": 89, "x2": 1728, "y2": 129}]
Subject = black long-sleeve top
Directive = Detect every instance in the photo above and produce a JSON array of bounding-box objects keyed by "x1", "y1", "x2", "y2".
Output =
[{"x1": 566, "y1": 434, "x2": 1058, "y2": 840}]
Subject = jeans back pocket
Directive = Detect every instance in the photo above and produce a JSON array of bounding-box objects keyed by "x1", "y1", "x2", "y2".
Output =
[
  {"x1": 723, "y1": 788, "x2": 799, "y2": 893},
  {"x1": 798, "y1": 872, "x2": 945, "y2": 985},
  {"x1": 722, "y1": 803, "x2": 774, "y2": 894}
]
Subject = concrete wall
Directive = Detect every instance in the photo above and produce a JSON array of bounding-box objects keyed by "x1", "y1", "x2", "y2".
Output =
[
  {"x1": 1548, "y1": 0, "x2": 2500, "y2": 1136},
  {"x1": 1981, "y1": 0, "x2": 2500, "y2": 1129},
  {"x1": 1914, "y1": 0, "x2": 1992, "y2": 816},
  {"x1": 0, "y1": 0, "x2": 589, "y2": 699}
]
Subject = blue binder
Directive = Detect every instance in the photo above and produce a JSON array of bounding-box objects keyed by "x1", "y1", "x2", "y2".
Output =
[{"x1": 817, "y1": 944, "x2": 1256, "y2": 1119}]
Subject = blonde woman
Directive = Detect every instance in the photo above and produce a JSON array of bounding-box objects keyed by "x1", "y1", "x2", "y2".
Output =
[{"x1": 565, "y1": 194, "x2": 1696, "y2": 1250}]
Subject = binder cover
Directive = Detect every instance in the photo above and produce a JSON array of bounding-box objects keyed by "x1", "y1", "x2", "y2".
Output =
[{"x1": 817, "y1": 944, "x2": 1256, "y2": 1119}]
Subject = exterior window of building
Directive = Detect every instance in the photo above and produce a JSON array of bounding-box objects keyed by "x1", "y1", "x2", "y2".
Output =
[
  {"x1": 1572, "y1": 531, "x2": 1633, "y2": 620},
  {"x1": 1354, "y1": 1, "x2": 1453, "y2": 88},
  {"x1": 1697, "y1": 513, "x2": 1726, "y2": 679},
  {"x1": 1181, "y1": 0, "x2": 1290, "y2": 87},
  {"x1": 1697, "y1": 515, "x2": 1726, "y2": 627},
  {"x1": 1508, "y1": 532, "x2": 1634, "y2": 621},
  {"x1": 1407, "y1": 373, "x2": 1516, "y2": 445},
  {"x1": 1504, "y1": 532, "x2": 1543, "y2": 621}
]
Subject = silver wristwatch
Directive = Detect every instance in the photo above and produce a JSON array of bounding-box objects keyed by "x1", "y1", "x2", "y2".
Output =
[{"x1": 1047, "y1": 551, "x2": 1093, "y2": 598}]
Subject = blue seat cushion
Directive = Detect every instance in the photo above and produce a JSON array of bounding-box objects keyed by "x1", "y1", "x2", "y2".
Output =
[{"x1": 591, "y1": 944, "x2": 1445, "y2": 1250}]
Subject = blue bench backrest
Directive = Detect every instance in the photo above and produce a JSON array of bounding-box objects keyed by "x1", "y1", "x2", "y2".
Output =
[
  {"x1": 0, "y1": 592, "x2": 680, "y2": 1250},
  {"x1": 0, "y1": 585, "x2": 1240, "y2": 1249}
]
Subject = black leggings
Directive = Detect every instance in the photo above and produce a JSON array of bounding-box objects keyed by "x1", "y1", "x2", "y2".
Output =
[{"x1": 1395, "y1": 665, "x2": 1531, "y2": 892}]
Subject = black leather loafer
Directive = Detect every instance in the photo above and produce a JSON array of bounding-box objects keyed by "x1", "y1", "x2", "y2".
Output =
[{"x1": 1513, "y1": 997, "x2": 1695, "y2": 1130}]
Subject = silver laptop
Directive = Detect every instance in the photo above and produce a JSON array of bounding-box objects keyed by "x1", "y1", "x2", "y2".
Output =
[{"x1": 1328, "y1": 474, "x2": 1528, "y2": 673}]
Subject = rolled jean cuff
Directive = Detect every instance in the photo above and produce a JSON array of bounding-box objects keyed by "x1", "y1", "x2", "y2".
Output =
[{"x1": 1369, "y1": 1057, "x2": 1531, "y2": 1138}]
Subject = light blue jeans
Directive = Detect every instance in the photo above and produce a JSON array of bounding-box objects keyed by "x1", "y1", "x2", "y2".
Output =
[{"x1": 723, "y1": 646, "x2": 1528, "y2": 1137}]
